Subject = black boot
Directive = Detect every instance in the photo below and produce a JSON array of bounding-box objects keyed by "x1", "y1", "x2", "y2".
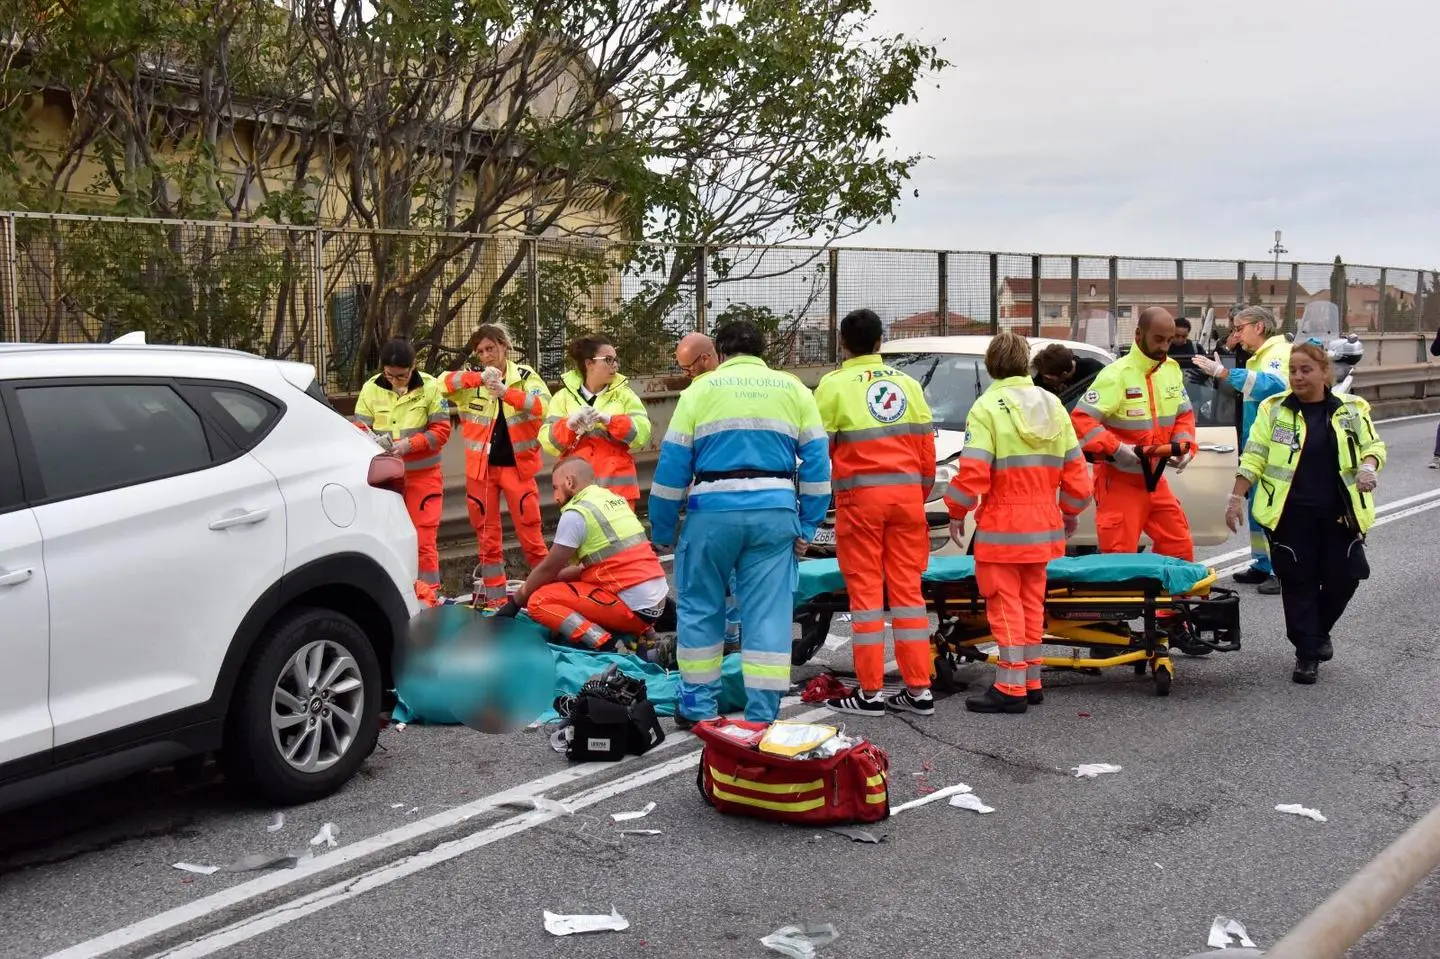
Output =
[
  {"x1": 1233, "y1": 567, "x2": 1270, "y2": 585},
  {"x1": 966, "y1": 685, "x2": 1028, "y2": 714},
  {"x1": 1292, "y1": 661, "x2": 1319, "y2": 685},
  {"x1": 1027, "y1": 689, "x2": 1044, "y2": 705},
  {"x1": 1316, "y1": 639, "x2": 1334, "y2": 662}
]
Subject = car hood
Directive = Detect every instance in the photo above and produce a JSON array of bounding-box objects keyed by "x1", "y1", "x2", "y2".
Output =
[{"x1": 935, "y1": 427, "x2": 965, "y2": 463}]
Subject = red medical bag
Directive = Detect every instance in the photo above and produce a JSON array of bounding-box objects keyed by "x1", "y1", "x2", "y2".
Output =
[{"x1": 692, "y1": 718, "x2": 890, "y2": 826}]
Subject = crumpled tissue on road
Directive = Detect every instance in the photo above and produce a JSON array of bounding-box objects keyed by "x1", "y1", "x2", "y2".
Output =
[
  {"x1": 1275, "y1": 803, "x2": 1327, "y2": 822},
  {"x1": 610, "y1": 801, "x2": 657, "y2": 822},
  {"x1": 1072, "y1": 763, "x2": 1122, "y2": 778},
  {"x1": 761, "y1": 922, "x2": 840, "y2": 958},
  {"x1": 309, "y1": 822, "x2": 339, "y2": 847},
  {"x1": 542, "y1": 907, "x2": 630, "y2": 936},
  {"x1": 891, "y1": 783, "x2": 973, "y2": 814},
  {"x1": 949, "y1": 792, "x2": 995, "y2": 814},
  {"x1": 266, "y1": 813, "x2": 285, "y2": 833},
  {"x1": 1207, "y1": 916, "x2": 1257, "y2": 948},
  {"x1": 501, "y1": 796, "x2": 574, "y2": 816}
]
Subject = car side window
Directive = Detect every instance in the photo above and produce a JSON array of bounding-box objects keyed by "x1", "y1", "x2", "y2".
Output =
[
  {"x1": 1183, "y1": 369, "x2": 1237, "y2": 428},
  {"x1": 13, "y1": 383, "x2": 214, "y2": 502},
  {"x1": 207, "y1": 387, "x2": 281, "y2": 440},
  {"x1": 0, "y1": 399, "x2": 22, "y2": 513}
]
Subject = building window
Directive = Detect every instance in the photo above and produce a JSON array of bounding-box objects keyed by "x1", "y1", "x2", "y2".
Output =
[{"x1": 1117, "y1": 306, "x2": 1133, "y2": 319}]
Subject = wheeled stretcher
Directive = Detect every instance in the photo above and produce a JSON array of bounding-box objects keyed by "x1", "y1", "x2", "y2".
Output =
[{"x1": 791, "y1": 553, "x2": 1241, "y2": 696}]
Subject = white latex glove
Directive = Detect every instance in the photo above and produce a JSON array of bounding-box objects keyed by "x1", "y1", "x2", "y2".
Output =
[
  {"x1": 566, "y1": 409, "x2": 590, "y2": 430},
  {"x1": 1225, "y1": 494, "x2": 1247, "y2": 533},
  {"x1": 594, "y1": 411, "x2": 612, "y2": 426},
  {"x1": 372, "y1": 431, "x2": 395, "y2": 452},
  {"x1": 1111, "y1": 444, "x2": 1142, "y2": 469},
  {"x1": 1168, "y1": 449, "x2": 1195, "y2": 472},
  {"x1": 391, "y1": 437, "x2": 414, "y2": 457},
  {"x1": 1192, "y1": 355, "x2": 1225, "y2": 379},
  {"x1": 481, "y1": 366, "x2": 505, "y2": 397},
  {"x1": 949, "y1": 517, "x2": 967, "y2": 546},
  {"x1": 1063, "y1": 514, "x2": 1079, "y2": 539},
  {"x1": 1356, "y1": 463, "x2": 1378, "y2": 493}
]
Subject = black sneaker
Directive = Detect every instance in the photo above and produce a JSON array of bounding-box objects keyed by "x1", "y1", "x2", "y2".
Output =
[
  {"x1": 886, "y1": 689, "x2": 935, "y2": 716},
  {"x1": 1257, "y1": 576, "x2": 1282, "y2": 595},
  {"x1": 1292, "y1": 661, "x2": 1319, "y2": 685},
  {"x1": 1316, "y1": 639, "x2": 1334, "y2": 662},
  {"x1": 1233, "y1": 567, "x2": 1270, "y2": 585},
  {"x1": 674, "y1": 714, "x2": 716, "y2": 731},
  {"x1": 965, "y1": 685, "x2": 1028, "y2": 714},
  {"x1": 1027, "y1": 689, "x2": 1045, "y2": 705},
  {"x1": 827, "y1": 690, "x2": 887, "y2": 716}
]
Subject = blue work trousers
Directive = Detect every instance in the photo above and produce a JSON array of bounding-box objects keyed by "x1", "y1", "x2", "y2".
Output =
[
  {"x1": 676, "y1": 508, "x2": 799, "y2": 723},
  {"x1": 1240, "y1": 406, "x2": 1272, "y2": 576}
]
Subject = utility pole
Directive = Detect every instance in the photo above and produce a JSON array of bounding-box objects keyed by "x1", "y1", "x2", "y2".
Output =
[{"x1": 1269, "y1": 229, "x2": 1287, "y2": 281}]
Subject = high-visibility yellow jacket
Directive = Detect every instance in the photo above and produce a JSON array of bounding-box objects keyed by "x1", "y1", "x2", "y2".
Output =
[
  {"x1": 560, "y1": 484, "x2": 666, "y2": 594},
  {"x1": 1071, "y1": 346, "x2": 1196, "y2": 479},
  {"x1": 440, "y1": 360, "x2": 550, "y2": 481},
  {"x1": 353, "y1": 371, "x2": 451, "y2": 471},
  {"x1": 1238, "y1": 389, "x2": 1386, "y2": 532},
  {"x1": 946, "y1": 376, "x2": 1093, "y2": 563},
  {"x1": 813, "y1": 353, "x2": 936, "y2": 502},
  {"x1": 542, "y1": 371, "x2": 652, "y2": 502}
]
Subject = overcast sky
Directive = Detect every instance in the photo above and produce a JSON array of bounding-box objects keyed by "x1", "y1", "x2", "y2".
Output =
[{"x1": 848, "y1": 0, "x2": 1439, "y2": 270}]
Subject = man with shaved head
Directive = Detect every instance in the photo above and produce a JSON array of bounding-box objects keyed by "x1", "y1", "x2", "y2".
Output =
[
  {"x1": 494, "y1": 457, "x2": 671, "y2": 656},
  {"x1": 1071, "y1": 305, "x2": 1198, "y2": 565}
]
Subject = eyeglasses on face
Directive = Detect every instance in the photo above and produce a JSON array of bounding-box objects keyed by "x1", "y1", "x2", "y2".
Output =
[{"x1": 592, "y1": 355, "x2": 619, "y2": 367}]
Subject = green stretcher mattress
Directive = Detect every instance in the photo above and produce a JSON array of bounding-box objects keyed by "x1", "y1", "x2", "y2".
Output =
[{"x1": 794, "y1": 553, "x2": 1214, "y2": 606}]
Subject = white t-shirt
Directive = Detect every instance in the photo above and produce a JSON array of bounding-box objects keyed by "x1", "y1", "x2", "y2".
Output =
[{"x1": 553, "y1": 511, "x2": 668, "y2": 614}]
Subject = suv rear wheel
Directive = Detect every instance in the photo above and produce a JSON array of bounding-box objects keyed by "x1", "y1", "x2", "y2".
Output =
[{"x1": 222, "y1": 606, "x2": 381, "y2": 804}]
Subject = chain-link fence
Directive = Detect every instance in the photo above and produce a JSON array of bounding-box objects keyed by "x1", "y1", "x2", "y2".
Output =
[{"x1": 1, "y1": 211, "x2": 1435, "y2": 395}]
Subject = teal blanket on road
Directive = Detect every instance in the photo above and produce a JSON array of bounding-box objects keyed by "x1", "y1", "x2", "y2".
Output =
[
  {"x1": 794, "y1": 553, "x2": 1213, "y2": 605},
  {"x1": 392, "y1": 612, "x2": 747, "y2": 726}
]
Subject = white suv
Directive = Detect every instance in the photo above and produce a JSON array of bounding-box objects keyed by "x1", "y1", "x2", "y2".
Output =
[{"x1": 0, "y1": 340, "x2": 420, "y2": 812}]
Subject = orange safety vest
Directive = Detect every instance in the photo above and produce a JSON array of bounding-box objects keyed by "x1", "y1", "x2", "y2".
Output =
[
  {"x1": 562, "y1": 484, "x2": 666, "y2": 594},
  {"x1": 813, "y1": 353, "x2": 935, "y2": 501},
  {"x1": 542, "y1": 371, "x2": 653, "y2": 502},
  {"x1": 1071, "y1": 346, "x2": 1196, "y2": 481},
  {"x1": 945, "y1": 376, "x2": 1094, "y2": 563},
  {"x1": 440, "y1": 360, "x2": 551, "y2": 481}
]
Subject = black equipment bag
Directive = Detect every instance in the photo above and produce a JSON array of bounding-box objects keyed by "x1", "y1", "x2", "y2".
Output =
[{"x1": 556, "y1": 666, "x2": 665, "y2": 762}]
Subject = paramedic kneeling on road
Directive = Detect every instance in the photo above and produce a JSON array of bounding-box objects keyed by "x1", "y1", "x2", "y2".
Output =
[
  {"x1": 1226, "y1": 343, "x2": 1385, "y2": 686},
  {"x1": 945, "y1": 331, "x2": 1093, "y2": 714},
  {"x1": 494, "y1": 459, "x2": 669, "y2": 652},
  {"x1": 1071, "y1": 307, "x2": 1196, "y2": 561},
  {"x1": 650, "y1": 319, "x2": 831, "y2": 726},
  {"x1": 814, "y1": 308, "x2": 937, "y2": 718}
]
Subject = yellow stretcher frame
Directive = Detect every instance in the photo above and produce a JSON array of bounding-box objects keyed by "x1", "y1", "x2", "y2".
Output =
[{"x1": 792, "y1": 569, "x2": 1241, "y2": 698}]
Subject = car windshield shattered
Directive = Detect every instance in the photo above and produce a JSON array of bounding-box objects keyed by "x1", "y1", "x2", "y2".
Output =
[{"x1": 885, "y1": 352, "x2": 992, "y2": 432}]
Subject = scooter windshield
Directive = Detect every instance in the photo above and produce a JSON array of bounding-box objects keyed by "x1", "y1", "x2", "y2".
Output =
[{"x1": 1296, "y1": 301, "x2": 1340, "y2": 346}]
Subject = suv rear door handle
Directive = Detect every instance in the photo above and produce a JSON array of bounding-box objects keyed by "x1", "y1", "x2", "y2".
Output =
[
  {"x1": 209, "y1": 508, "x2": 272, "y2": 531},
  {"x1": 0, "y1": 568, "x2": 34, "y2": 587}
]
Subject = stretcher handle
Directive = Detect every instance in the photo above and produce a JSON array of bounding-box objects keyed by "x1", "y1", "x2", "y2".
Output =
[{"x1": 1116, "y1": 441, "x2": 1193, "y2": 493}]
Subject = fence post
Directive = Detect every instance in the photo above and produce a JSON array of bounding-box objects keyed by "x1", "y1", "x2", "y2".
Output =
[
  {"x1": 312, "y1": 227, "x2": 327, "y2": 387},
  {"x1": 827, "y1": 248, "x2": 839, "y2": 362},
  {"x1": 1108, "y1": 257, "x2": 1119, "y2": 322},
  {"x1": 988, "y1": 253, "x2": 999, "y2": 335},
  {"x1": 2, "y1": 213, "x2": 19, "y2": 342},
  {"x1": 1235, "y1": 261, "x2": 1246, "y2": 305},
  {"x1": 694, "y1": 245, "x2": 708, "y2": 333},
  {"x1": 937, "y1": 251, "x2": 949, "y2": 335},
  {"x1": 526, "y1": 236, "x2": 541, "y2": 369},
  {"x1": 1068, "y1": 256, "x2": 1080, "y2": 339},
  {"x1": 1167, "y1": 260, "x2": 1181, "y2": 324},
  {"x1": 1416, "y1": 271, "x2": 1427, "y2": 335},
  {"x1": 1376, "y1": 267, "x2": 1388, "y2": 333},
  {"x1": 1286, "y1": 262, "x2": 1300, "y2": 330},
  {"x1": 1029, "y1": 255, "x2": 1041, "y2": 337}
]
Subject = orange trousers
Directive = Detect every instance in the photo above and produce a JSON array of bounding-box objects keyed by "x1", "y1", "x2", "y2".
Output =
[
  {"x1": 975, "y1": 561, "x2": 1048, "y2": 696},
  {"x1": 528, "y1": 582, "x2": 652, "y2": 651},
  {"x1": 404, "y1": 467, "x2": 445, "y2": 586},
  {"x1": 466, "y1": 467, "x2": 548, "y2": 604},
  {"x1": 834, "y1": 490, "x2": 932, "y2": 692},
  {"x1": 1093, "y1": 469, "x2": 1195, "y2": 561}
]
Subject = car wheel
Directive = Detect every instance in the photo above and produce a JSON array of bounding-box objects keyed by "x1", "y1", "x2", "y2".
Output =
[{"x1": 223, "y1": 606, "x2": 381, "y2": 805}]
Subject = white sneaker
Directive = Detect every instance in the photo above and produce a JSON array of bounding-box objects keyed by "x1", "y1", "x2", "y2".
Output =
[{"x1": 1430, "y1": 456, "x2": 1439, "y2": 470}]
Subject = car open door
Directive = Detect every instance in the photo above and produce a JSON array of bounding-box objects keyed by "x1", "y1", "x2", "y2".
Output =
[{"x1": 1169, "y1": 368, "x2": 1240, "y2": 547}]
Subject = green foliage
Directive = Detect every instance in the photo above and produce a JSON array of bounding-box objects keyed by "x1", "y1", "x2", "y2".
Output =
[
  {"x1": 1247, "y1": 273, "x2": 1262, "y2": 306},
  {"x1": 711, "y1": 301, "x2": 795, "y2": 367},
  {"x1": 1329, "y1": 256, "x2": 1348, "y2": 327},
  {"x1": 486, "y1": 248, "x2": 613, "y2": 379}
]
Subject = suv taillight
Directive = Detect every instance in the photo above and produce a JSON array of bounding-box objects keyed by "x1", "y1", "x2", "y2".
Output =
[{"x1": 368, "y1": 454, "x2": 406, "y2": 495}]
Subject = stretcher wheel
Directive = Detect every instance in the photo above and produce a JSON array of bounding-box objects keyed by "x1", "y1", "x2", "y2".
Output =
[
  {"x1": 1154, "y1": 663, "x2": 1172, "y2": 697},
  {"x1": 933, "y1": 654, "x2": 965, "y2": 694}
]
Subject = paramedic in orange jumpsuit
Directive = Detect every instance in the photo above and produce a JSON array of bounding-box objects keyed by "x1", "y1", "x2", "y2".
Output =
[
  {"x1": 493, "y1": 459, "x2": 669, "y2": 653},
  {"x1": 1070, "y1": 307, "x2": 1197, "y2": 561},
  {"x1": 945, "y1": 331, "x2": 1093, "y2": 714},
  {"x1": 353, "y1": 338, "x2": 452, "y2": 586},
  {"x1": 813, "y1": 308, "x2": 937, "y2": 718},
  {"x1": 440, "y1": 323, "x2": 552, "y2": 607}
]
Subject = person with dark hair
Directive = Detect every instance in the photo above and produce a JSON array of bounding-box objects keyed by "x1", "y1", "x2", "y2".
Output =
[
  {"x1": 813, "y1": 308, "x2": 936, "y2": 716},
  {"x1": 650, "y1": 319, "x2": 831, "y2": 725},
  {"x1": 1227, "y1": 343, "x2": 1385, "y2": 684},
  {"x1": 1168, "y1": 317, "x2": 1198, "y2": 357},
  {"x1": 946, "y1": 331, "x2": 1092, "y2": 713},
  {"x1": 541, "y1": 334, "x2": 651, "y2": 509},
  {"x1": 1032, "y1": 343, "x2": 1079, "y2": 396},
  {"x1": 353, "y1": 338, "x2": 452, "y2": 586},
  {"x1": 440, "y1": 323, "x2": 552, "y2": 607}
]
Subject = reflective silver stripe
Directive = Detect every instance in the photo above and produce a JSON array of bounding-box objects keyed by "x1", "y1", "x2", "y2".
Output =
[
  {"x1": 1264, "y1": 465, "x2": 1295, "y2": 483},
  {"x1": 892, "y1": 627, "x2": 930, "y2": 642},
  {"x1": 513, "y1": 439, "x2": 540, "y2": 454},
  {"x1": 850, "y1": 609, "x2": 885, "y2": 624},
  {"x1": 1059, "y1": 491, "x2": 1090, "y2": 511},
  {"x1": 1237, "y1": 465, "x2": 1261, "y2": 485},
  {"x1": 998, "y1": 645, "x2": 1028, "y2": 664},
  {"x1": 399, "y1": 426, "x2": 427, "y2": 437},
  {"x1": 851, "y1": 632, "x2": 885, "y2": 647},
  {"x1": 797, "y1": 480, "x2": 831, "y2": 496},
  {"x1": 889, "y1": 605, "x2": 927, "y2": 619},
  {"x1": 618, "y1": 418, "x2": 640, "y2": 444},
  {"x1": 581, "y1": 623, "x2": 610, "y2": 648},
  {"x1": 650, "y1": 482, "x2": 687, "y2": 501},
  {"x1": 571, "y1": 497, "x2": 623, "y2": 542},
  {"x1": 405, "y1": 454, "x2": 442, "y2": 470},
  {"x1": 582, "y1": 532, "x2": 649, "y2": 566},
  {"x1": 1075, "y1": 400, "x2": 1105, "y2": 419},
  {"x1": 1063, "y1": 445, "x2": 1084, "y2": 463},
  {"x1": 459, "y1": 411, "x2": 492, "y2": 424},
  {"x1": 559, "y1": 612, "x2": 589, "y2": 640},
  {"x1": 744, "y1": 650, "x2": 790, "y2": 668},
  {"x1": 1105, "y1": 460, "x2": 1145, "y2": 475},
  {"x1": 480, "y1": 564, "x2": 505, "y2": 578},
  {"x1": 428, "y1": 412, "x2": 449, "y2": 424},
  {"x1": 419, "y1": 570, "x2": 441, "y2": 585},
  {"x1": 663, "y1": 429, "x2": 694, "y2": 448},
  {"x1": 959, "y1": 446, "x2": 995, "y2": 465},
  {"x1": 1154, "y1": 413, "x2": 1178, "y2": 427},
  {"x1": 1101, "y1": 416, "x2": 1147, "y2": 433},
  {"x1": 694, "y1": 417, "x2": 800, "y2": 440},
  {"x1": 1078, "y1": 426, "x2": 1106, "y2": 446},
  {"x1": 799, "y1": 425, "x2": 828, "y2": 445},
  {"x1": 994, "y1": 453, "x2": 1065, "y2": 470},
  {"x1": 353, "y1": 414, "x2": 375, "y2": 426},
  {"x1": 945, "y1": 488, "x2": 978, "y2": 510},
  {"x1": 832, "y1": 472, "x2": 925, "y2": 491},
  {"x1": 742, "y1": 673, "x2": 792, "y2": 692},
  {"x1": 543, "y1": 415, "x2": 564, "y2": 425},
  {"x1": 691, "y1": 477, "x2": 795, "y2": 494},
  {"x1": 1173, "y1": 431, "x2": 1195, "y2": 444},
  {"x1": 1241, "y1": 369, "x2": 1258, "y2": 398},
  {"x1": 833, "y1": 422, "x2": 932, "y2": 443},
  {"x1": 484, "y1": 584, "x2": 507, "y2": 601},
  {"x1": 464, "y1": 440, "x2": 491, "y2": 455},
  {"x1": 680, "y1": 642, "x2": 725, "y2": 661},
  {"x1": 972, "y1": 528, "x2": 1066, "y2": 546}
]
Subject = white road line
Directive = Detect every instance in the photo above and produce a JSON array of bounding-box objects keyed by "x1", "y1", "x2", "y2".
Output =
[
  {"x1": 1376, "y1": 411, "x2": 1440, "y2": 424},
  {"x1": 140, "y1": 706, "x2": 836, "y2": 959}
]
